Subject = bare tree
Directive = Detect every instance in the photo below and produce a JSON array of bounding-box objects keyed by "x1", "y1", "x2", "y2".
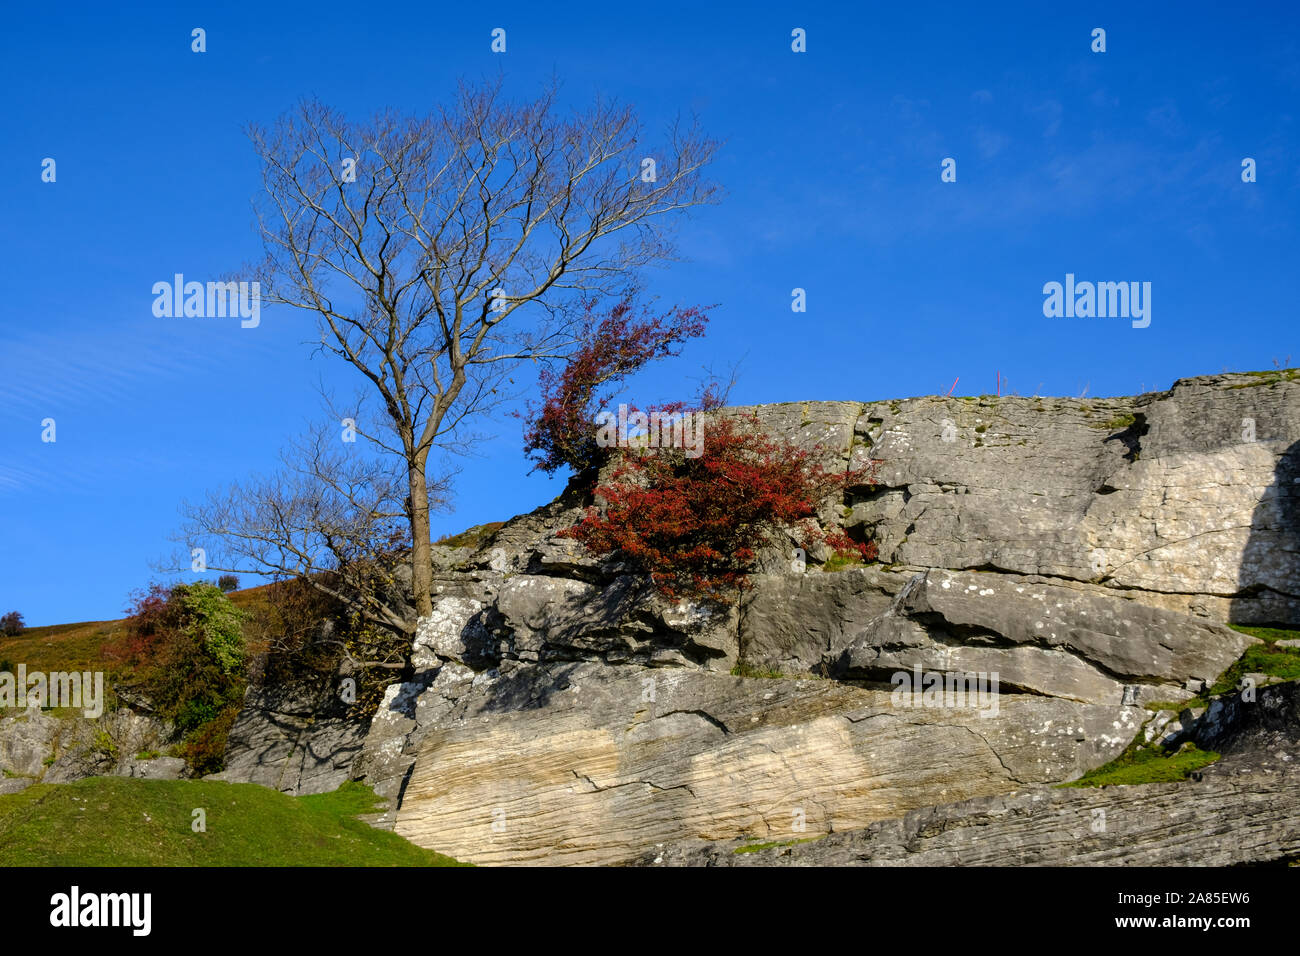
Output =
[
  {"x1": 242, "y1": 79, "x2": 720, "y2": 621},
  {"x1": 177, "y1": 425, "x2": 447, "y2": 636}
]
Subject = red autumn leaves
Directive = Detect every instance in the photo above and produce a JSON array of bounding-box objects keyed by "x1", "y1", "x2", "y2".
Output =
[{"x1": 525, "y1": 299, "x2": 875, "y2": 603}]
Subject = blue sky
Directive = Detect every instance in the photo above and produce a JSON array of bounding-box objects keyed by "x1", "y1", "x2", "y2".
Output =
[{"x1": 2, "y1": 1, "x2": 1297, "y2": 625}]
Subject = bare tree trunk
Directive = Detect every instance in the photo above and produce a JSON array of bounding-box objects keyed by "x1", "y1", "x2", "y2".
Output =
[{"x1": 408, "y1": 460, "x2": 435, "y2": 619}]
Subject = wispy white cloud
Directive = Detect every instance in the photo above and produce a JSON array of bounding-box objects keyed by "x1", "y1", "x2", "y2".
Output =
[{"x1": 0, "y1": 318, "x2": 278, "y2": 415}]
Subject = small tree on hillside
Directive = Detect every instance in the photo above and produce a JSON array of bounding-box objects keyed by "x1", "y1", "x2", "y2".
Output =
[{"x1": 0, "y1": 611, "x2": 24, "y2": 637}]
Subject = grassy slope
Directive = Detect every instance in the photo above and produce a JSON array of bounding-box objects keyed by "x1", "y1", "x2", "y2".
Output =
[
  {"x1": 0, "y1": 619, "x2": 124, "y2": 674},
  {"x1": 0, "y1": 777, "x2": 466, "y2": 866},
  {"x1": 1060, "y1": 743, "x2": 1221, "y2": 788},
  {"x1": 0, "y1": 619, "x2": 128, "y2": 718}
]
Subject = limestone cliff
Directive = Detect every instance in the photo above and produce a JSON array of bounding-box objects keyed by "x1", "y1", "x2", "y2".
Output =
[{"x1": 220, "y1": 371, "x2": 1300, "y2": 865}]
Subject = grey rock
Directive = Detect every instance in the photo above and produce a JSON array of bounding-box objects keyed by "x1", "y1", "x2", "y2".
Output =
[
  {"x1": 640, "y1": 770, "x2": 1300, "y2": 867},
  {"x1": 728, "y1": 374, "x2": 1300, "y2": 625},
  {"x1": 0, "y1": 777, "x2": 33, "y2": 794},
  {"x1": 1, "y1": 707, "x2": 174, "y2": 784},
  {"x1": 389, "y1": 660, "x2": 1140, "y2": 865},
  {"x1": 413, "y1": 596, "x2": 489, "y2": 671},
  {"x1": 0, "y1": 709, "x2": 60, "y2": 778},
  {"x1": 737, "y1": 567, "x2": 909, "y2": 675},
  {"x1": 218, "y1": 678, "x2": 367, "y2": 795},
  {"x1": 353, "y1": 660, "x2": 477, "y2": 828},
  {"x1": 120, "y1": 756, "x2": 187, "y2": 780},
  {"x1": 486, "y1": 573, "x2": 737, "y2": 669},
  {"x1": 641, "y1": 679, "x2": 1300, "y2": 867},
  {"x1": 837, "y1": 569, "x2": 1253, "y2": 704}
]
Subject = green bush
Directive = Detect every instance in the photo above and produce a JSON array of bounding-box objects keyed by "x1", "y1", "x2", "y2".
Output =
[
  {"x1": 177, "y1": 704, "x2": 241, "y2": 777},
  {"x1": 110, "y1": 581, "x2": 249, "y2": 771},
  {"x1": 173, "y1": 582, "x2": 246, "y2": 677},
  {"x1": 91, "y1": 728, "x2": 119, "y2": 761}
]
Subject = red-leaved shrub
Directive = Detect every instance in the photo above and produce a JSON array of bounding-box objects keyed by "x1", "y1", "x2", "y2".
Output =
[
  {"x1": 522, "y1": 298, "x2": 711, "y2": 475},
  {"x1": 561, "y1": 411, "x2": 876, "y2": 604}
]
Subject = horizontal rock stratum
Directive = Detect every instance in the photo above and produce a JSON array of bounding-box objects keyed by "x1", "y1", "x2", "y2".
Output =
[
  {"x1": 391, "y1": 662, "x2": 1141, "y2": 865},
  {"x1": 219, "y1": 371, "x2": 1300, "y2": 865},
  {"x1": 640, "y1": 680, "x2": 1300, "y2": 866}
]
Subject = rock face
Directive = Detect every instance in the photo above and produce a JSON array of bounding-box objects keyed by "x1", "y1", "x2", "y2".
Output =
[
  {"x1": 836, "y1": 569, "x2": 1254, "y2": 706},
  {"x1": 640, "y1": 765, "x2": 1300, "y2": 867},
  {"x1": 390, "y1": 661, "x2": 1140, "y2": 865},
  {"x1": 215, "y1": 372, "x2": 1300, "y2": 864},
  {"x1": 210, "y1": 679, "x2": 366, "y2": 795},
  {"x1": 827, "y1": 377, "x2": 1300, "y2": 625},
  {"x1": 640, "y1": 679, "x2": 1300, "y2": 867},
  {"x1": 0, "y1": 706, "x2": 175, "y2": 788}
]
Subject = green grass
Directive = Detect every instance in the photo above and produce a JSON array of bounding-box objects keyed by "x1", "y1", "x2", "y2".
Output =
[
  {"x1": 1060, "y1": 629, "x2": 1298, "y2": 787},
  {"x1": 1143, "y1": 700, "x2": 1190, "y2": 713},
  {"x1": 1143, "y1": 626, "x2": 1300, "y2": 713},
  {"x1": 1226, "y1": 369, "x2": 1300, "y2": 389},
  {"x1": 1061, "y1": 742, "x2": 1221, "y2": 788},
  {"x1": 1229, "y1": 624, "x2": 1300, "y2": 644},
  {"x1": 1103, "y1": 412, "x2": 1137, "y2": 430},
  {"x1": 434, "y1": 521, "x2": 506, "y2": 551},
  {"x1": 0, "y1": 777, "x2": 467, "y2": 866},
  {"x1": 1210, "y1": 626, "x2": 1300, "y2": 696},
  {"x1": 821, "y1": 553, "x2": 866, "y2": 573}
]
